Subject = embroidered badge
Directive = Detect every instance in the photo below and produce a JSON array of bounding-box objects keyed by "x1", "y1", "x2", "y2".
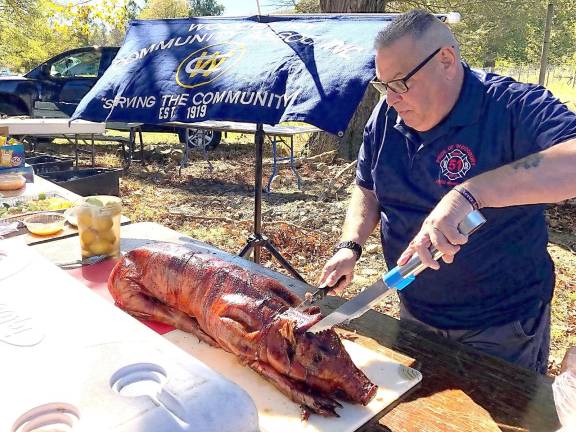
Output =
[{"x1": 436, "y1": 144, "x2": 476, "y2": 186}]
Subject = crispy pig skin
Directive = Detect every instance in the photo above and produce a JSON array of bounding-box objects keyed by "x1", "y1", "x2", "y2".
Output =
[{"x1": 108, "y1": 242, "x2": 377, "y2": 416}]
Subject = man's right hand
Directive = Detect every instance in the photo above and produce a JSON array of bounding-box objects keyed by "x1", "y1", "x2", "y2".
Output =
[{"x1": 317, "y1": 248, "x2": 357, "y2": 295}]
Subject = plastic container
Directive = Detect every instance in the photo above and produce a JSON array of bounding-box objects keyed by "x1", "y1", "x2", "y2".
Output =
[
  {"x1": 76, "y1": 196, "x2": 122, "y2": 259},
  {"x1": 0, "y1": 173, "x2": 26, "y2": 191},
  {"x1": 40, "y1": 168, "x2": 122, "y2": 197},
  {"x1": 23, "y1": 212, "x2": 66, "y2": 236},
  {"x1": 27, "y1": 155, "x2": 74, "y2": 175},
  {"x1": 554, "y1": 347, "x2": 576, "y2": 431}
]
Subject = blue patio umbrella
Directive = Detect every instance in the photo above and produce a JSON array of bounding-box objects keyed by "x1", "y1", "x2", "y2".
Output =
[
  {"x1": 71, "y1": 14, "x2": 453, "y2": 279},
  {"x1": 71, "y1": 14, "x2": 404, "y2": 135}
]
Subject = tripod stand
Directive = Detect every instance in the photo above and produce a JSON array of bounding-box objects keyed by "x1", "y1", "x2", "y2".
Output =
[{"x1": 238, "y1": 123, "x2": 306, "y2": 282}]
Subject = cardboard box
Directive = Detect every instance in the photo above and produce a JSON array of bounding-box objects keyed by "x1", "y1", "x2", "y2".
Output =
[{"x1": 0, "y1": 126, "x2": 25, "y2": 170}]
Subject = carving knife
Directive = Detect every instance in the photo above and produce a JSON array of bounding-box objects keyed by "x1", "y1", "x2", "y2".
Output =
[{"x1": 307, "y1": 210, "x2": 486, "y2": 334}]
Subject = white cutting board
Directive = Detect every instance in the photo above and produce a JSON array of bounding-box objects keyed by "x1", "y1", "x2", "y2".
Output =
[
  {"x1": 166, "y1": 331, "x2": 421, "y2": 432},
  {"x1": 0, "y1": 240, "x2": 258, "y2": 432}
]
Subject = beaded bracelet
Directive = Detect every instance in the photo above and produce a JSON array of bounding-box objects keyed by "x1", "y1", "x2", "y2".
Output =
[{"x1": 453, "y1": 185, "x2": 480, "y2": 210}]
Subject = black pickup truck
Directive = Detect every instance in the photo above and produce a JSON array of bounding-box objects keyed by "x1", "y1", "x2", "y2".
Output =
[{"x1": 0, "y1": 46, "x2": 221, "y2": 149}]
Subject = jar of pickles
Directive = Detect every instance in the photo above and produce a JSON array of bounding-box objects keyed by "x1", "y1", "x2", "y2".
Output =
[{"x1": 76, "y1": 196, "x2": 122, "y2": 259}]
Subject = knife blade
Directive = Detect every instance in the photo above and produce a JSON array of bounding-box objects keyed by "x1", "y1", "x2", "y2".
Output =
[{"x1": 307, "y1": 210, "x2": 486, "y2": 334}]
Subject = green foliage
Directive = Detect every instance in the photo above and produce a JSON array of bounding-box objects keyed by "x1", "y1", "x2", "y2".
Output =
[
  {"x1": 139, "y1": 0, "x2": 189, "y2": 19},
  {"x1": 188, "y1": 0, "x2": 224, "y2": 17},
  {"x1": 0, "y1": 0, "x2": 143, "y2": 71},
  {"x1": 296, "y1": 0, "x2": 576, "y2": 67},
  {"x1": 63, "y1": 0, "x2": 140, "y2": 46},
  {"x1": 0, "y1": 0, "x2": 35, "y2": 16},
  {"x1": 0, "y1": 0, "x2": 62, "y2": 71},
  {"x1": 385, "y1": 0, "x2": 576, "y2": 67},
  {"x1": 137, "y1": 0, "x2": 224, "y2": 19},
  {"x1": 1, "y1": 0, "x2": 574, "y2": 74}
]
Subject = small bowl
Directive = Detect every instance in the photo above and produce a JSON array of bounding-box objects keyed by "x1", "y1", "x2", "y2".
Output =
[{"x1": 23, "y1": 212, "x2": 66, "y2": 236}]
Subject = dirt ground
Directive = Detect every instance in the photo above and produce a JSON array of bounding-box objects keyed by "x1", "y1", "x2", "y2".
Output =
[{"x1": 72, "y1": 136, "x2": 575, "y2": 376}]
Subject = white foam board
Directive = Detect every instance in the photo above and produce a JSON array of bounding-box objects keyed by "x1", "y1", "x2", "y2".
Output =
[{"x1": 0, "y1": 240, "x2": 258, "y2": 432}]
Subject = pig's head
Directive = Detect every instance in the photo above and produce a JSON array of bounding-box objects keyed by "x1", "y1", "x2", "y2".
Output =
[{"x1": 264, "y1": 309, "x2": 377, "y2": 406}]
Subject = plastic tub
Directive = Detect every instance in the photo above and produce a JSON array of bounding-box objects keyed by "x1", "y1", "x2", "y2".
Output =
[{"x1": 0, "y1": 173, "x2": 26, "y2": 191}]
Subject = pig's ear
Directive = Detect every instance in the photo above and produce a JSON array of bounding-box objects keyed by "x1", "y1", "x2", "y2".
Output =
[
  {"x1": 278, "y1": 320, "x2": 297, "y2": 345},
  {"x1": 267, "y1": 320, "x2": 296, "y2": 372}
]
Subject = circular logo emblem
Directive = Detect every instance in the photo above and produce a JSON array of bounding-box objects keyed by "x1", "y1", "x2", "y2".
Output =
[
  {"x1": 11, "y1": 155, "x2": 22, "y2": 166},
  {"x1": 176, "y1": 42, "x2": 246, "y2": 89},
  {"x1": 440, "y1": 148, "x2": 471, "y2": 181}
]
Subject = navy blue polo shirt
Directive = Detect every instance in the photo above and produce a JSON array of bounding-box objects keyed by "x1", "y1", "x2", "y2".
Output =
[{"x1": 356, "y1": 64, "x2": 576, "y2": 330}]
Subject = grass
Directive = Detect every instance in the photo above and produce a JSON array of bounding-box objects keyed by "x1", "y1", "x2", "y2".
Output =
[
  {"x1": 549, "y1": 243, "x2": 576, "y2": 371},
  {"x1": 494, "y1": 67, "x2": 576, "y2": 112},
  {"x1": 547, "y1": 81, "x2": 576, "y2": 111}
]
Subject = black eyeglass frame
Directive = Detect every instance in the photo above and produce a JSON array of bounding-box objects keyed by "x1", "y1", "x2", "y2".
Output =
[{"x1": 371, "y1": 46, "x2": 443, "y2": 95}]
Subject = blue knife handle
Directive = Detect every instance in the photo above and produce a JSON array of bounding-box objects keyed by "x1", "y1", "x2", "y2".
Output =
[
  {"x1": 383, "y1": 210, "x2": 486, "y2": 291},
  {"x1": 382, "y1": 266, "x2": 415, "y2": 291}
]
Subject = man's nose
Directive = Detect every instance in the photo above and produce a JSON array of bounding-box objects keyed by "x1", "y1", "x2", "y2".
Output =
[{"x1": 386, "y1": 89, "x2": 402, "y2": 106}]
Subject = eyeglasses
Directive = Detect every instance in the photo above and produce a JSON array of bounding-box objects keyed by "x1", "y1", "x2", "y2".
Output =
[{"x1": 371, "y1": 47, "x2": 442, "y2": 95}]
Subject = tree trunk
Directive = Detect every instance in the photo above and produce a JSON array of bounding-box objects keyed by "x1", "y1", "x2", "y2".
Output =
[{"x1": 310, "y1": 0, "x2": 385, "y2": 160}]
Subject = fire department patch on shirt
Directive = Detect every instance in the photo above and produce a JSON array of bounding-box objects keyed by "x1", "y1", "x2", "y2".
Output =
[{"x1": 436, "y1": 144, "x2": 477, "y2": 185}]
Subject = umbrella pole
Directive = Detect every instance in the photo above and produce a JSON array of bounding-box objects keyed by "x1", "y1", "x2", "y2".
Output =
[
  {"x1": 253, "y1": 122, "x2": 264, "y2": 264},
  {"x1": 238, "y1": 123, "x2": 306, "y2": 282}
]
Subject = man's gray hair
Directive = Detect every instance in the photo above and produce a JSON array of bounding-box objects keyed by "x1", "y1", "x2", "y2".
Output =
[{"x1": 374, "y1": 9, "x2": 446, "y2": 50}]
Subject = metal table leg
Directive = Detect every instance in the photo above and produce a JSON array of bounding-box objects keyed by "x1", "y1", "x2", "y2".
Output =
[
  {"x1": 289, "y1": 135, "x2": 302, "y2": 190},
  {"x1": 266, "y1": 134, "x2": 302, "y2": 192},
  {"x1": 91, "y1": 134, "x2": 95, "y2": 167},
  {"x1": 75, "y1": 134, "x2": 79, "y2": 168},
  {"x1": 266, "y1": 135, "x2": 279, "y2": 192},
  {"x1": 138, "y1": 127, "x2": 145, "y2": 165},
  {"x1": 179, "y1": 129, "x2": 190, "y2": 176},
  {"x1": 200, "y1": 129, "x2": 213, "y2": 172}
]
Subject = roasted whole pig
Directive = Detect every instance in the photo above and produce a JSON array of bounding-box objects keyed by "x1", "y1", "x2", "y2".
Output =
[{"x1": 108, "y1": 242, "x2": 377, "y2": 416}]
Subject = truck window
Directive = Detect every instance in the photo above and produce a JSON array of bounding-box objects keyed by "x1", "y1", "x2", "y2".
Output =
[{"x1": 50, "y1": 51, "x2": 102, "y2": 78}]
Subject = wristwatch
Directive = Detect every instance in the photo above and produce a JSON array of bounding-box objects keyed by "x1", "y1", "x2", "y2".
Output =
[{"x1": 333, "y1": 241, "x2": 362, "y2": 261}]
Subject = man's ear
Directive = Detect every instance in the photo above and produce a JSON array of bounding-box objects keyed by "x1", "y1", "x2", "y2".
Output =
[{"x1": 439, "y1": 46, "x2": 458, "y2": 79}]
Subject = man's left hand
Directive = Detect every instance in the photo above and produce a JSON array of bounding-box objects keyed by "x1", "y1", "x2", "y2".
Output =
[{"x1": 397, "y1": 189, "x2": 474, "y2": 269}]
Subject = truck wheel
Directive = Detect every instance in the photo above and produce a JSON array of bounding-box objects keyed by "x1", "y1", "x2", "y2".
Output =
[{"x1": 178, "y1": 128, "x2": 221, "y2": 150}]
